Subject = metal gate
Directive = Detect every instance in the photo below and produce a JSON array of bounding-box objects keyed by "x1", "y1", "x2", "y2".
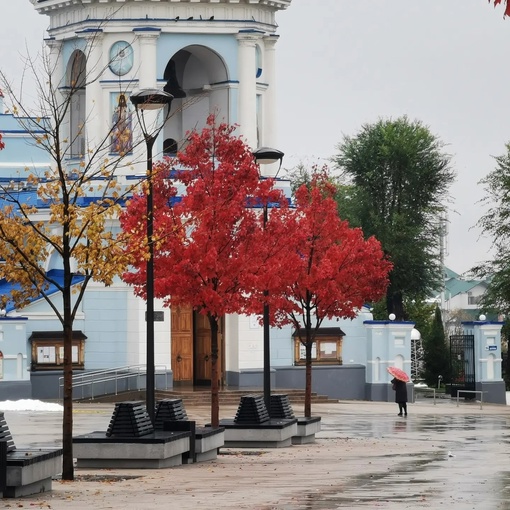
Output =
[{"x1": 449, "y1": 334, "x2": 475, "y2": 397}]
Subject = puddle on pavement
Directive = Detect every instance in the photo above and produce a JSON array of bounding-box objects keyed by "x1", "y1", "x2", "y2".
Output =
[
  {"x1": 320, "y1": 414, "x2": 510, "y2": 440},
  {"x1": 272, "y1": 418, "x2": 510, "y2": 509},
  {"x1": 269, "y1": 451, "x2": 508, "y2": 508}
]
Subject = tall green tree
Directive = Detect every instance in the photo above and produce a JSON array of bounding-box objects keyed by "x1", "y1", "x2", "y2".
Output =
[
  {"x1": 472, "y1": 142, "x2": 510, "y2": 328},
  {"x1": 334, "y1": 117, "x2": 455, "y2": 319},
  {"x1": 423, "y1": 305, "x2": 450, "y2": 387},
  {"x1": 371, "y1": 296, "x2": 434, "y2": 327}
]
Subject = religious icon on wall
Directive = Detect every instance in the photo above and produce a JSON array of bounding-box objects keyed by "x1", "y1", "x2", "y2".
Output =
[{"x1": 110, "y1": 92, "x2": 133, "y2": 155}]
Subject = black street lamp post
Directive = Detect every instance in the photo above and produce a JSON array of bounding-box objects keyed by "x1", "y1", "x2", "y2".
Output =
[
  {"x1": 130, "y1": 89, "x2": 174, "y2": 423},
  {"x1": 252, "y1": 147, "x2": 284, "y2": 415}
]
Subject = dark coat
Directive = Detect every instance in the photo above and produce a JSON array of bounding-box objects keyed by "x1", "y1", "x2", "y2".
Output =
[{"x1": 391, "y1": 378, "x2": 408, "y2": 403}]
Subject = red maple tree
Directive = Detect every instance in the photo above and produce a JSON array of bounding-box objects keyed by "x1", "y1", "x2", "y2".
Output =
[
  {"x1": 261, "y1": 173, "x2": 392, "y2": 417},
  {"x1": 490, "y1": 0, "x2": 510, "y2": 16},
  {"x1": 120, "y1": 115, "x2": 291, "y2": 427}
]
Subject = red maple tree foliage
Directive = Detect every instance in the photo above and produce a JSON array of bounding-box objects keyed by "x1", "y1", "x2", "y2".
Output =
[
  {"x1": 263, "y1": 172, "x2": 392, "y2": 417},
  {"x1": 490, "y1": 0, "x2": 510, "y2": 16},
  {"x1": 120, "y1": 115, "x2": 291, "y2": 426},
  {"x1": 121, "y1": 117, "x2": 391, "y2": 421}
]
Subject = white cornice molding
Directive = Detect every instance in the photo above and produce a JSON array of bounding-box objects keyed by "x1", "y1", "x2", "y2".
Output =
[
  {"x1": 33, "y1": 0, "x2": 291, "y2": 38},
  {"x1": 33, "y1": 0, "x2": 292, "y2": 12}
]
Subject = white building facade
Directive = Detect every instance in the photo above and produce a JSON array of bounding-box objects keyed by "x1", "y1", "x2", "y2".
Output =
[{"x1": 4, "y1": 0, "x2": 308, "y2": 398}]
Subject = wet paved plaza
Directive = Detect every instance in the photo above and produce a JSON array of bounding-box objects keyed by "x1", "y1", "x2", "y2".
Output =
[
  {"x1": 307, "y1": 408, "x2": 510, "y2": 509},
  {"x1": 3, "y1": 397, "x2": 510, "y2": 509}
]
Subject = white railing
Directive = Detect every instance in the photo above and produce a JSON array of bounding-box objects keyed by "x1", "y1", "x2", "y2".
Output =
[{"x1": 58, "y1": 364, "x2": 169, "y2": 401}]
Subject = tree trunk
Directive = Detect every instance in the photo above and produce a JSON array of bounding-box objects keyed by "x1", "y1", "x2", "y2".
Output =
[
  {"x1": 61, "y1": 213, "x2": 74, "y2": 480},
  {"x1": 386, "y1": 289, "x2": 406, "y2": 320},
  {"x1": 208, "y1": 314, "x2": 220, "y2": 428},
  {"x1": 303, "y1": 296, "x2": 313, "y2": 418},
  {"x1": 62, "y1": 292, "x2": 74, "y2": 480},
  {"x1": 304, "y1": 341, "x2": 312, "y2": 418}
]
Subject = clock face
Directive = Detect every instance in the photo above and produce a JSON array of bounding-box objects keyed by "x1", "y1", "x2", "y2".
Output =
[{"x1": 109, "y1": 41, "x2": 134, "y2": 76}]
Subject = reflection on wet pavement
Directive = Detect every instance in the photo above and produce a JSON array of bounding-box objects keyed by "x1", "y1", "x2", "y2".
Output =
[{"x1": 279, "y1": 412, "x2": 510, "y2": 509}]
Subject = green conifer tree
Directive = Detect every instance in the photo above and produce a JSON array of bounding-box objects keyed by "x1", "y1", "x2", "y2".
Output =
[{"x1": 423, "y1": 305, "x2": 450, "y2": 388}]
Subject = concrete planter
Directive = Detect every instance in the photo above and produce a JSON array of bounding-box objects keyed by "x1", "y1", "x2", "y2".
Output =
[
  {"x1": 292, "y1": 417, "x2": 321, "y2": 445},
  {"x1": 4, "y1": 448, "x2": 63, "y2": 498},
  {"x1": 195, "y1": 427, "x2": 224, "y2": 462},
  {"x1": 219, "y1": 419, "x2": 297, "y2": 448},
  {"x1": 73, "y1": 431, "x2": 191, "y2": 469}
]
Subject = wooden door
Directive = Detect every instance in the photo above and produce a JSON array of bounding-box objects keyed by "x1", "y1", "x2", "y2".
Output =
[
  {"x1": 194, "y1": 313, "x2": 223, "y2": 386},
  {"x1": 171, "y1": 306, "x2": 193, "y2": 383}
]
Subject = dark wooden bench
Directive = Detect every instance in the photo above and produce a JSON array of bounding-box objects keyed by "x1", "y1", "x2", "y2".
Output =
[{"x1": 0, "y1": 411, "x2": 62, "y2": 498}]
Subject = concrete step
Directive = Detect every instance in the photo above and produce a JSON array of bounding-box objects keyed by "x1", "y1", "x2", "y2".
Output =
[
  {"x1": 81, "y1": 388, "x2": 337, "y2": 407},
  {"x1": 156, "y1": 389, "x2": 335, "y2": 406}
]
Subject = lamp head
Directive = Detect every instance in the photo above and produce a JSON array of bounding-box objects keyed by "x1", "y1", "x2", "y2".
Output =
[
  {"x1": 252, "y1": 147, "x2": 284, "y2": 166},
  {"x1": 130, "y1": 89, "x2": 174, "y2": 111}
]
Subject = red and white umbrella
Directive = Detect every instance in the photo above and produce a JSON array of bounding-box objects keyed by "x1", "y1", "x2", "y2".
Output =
[{"x1": 387, "y1": 366, "x2": 410, "y2": 383}]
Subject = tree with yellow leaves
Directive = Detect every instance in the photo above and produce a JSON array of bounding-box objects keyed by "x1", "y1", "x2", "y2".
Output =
[{"x1": 0, "y1": 35, "x2": 138, "y2": 480}]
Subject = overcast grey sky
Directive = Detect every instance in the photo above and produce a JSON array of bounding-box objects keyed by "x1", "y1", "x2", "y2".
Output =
[{"x1": 1, "y1": 0, "x2": 510, "y2": 275}]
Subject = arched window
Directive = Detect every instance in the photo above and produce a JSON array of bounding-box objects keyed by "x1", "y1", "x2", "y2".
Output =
[
  {"x1": 163, "y1": 47, "x2": 229, "y2": 146},
  {"x1": 163, "y1": 138, "x2": 178, "y2": 156},
  {"x1": 487, "y1": 353, "x2": 495, "y2": 380},
  {"x1": 255, "y1": 45, "x2": 263, "y2": 78},
  {"x1": 17, "y1": 353, "x2": 23, "y2": 380},
  {"x1": 66, "y1": 50, "x2": 87, "y2": 158},
  {"x1": 394, "y1": 354, "x2": 405, "y2": 370},
  {"x1": 374, "y1": 357, "x2": 381, "y2": 382}
]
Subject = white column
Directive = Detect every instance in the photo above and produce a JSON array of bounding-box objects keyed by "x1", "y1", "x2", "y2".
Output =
[
  {"x1": 262, "y1": 35, "x2": 279, "y2": 148},
  {"x1": 137, "y1": 30, "x2": 160, "y2": 90},
  {"x1": 45, "y1": 37, "x2": 65, "y2": 92},
  {"x1": 45, "y1": 38, "x2": 65, "y2": 134},
  {"x1": 236, "y1": 32, "x2": 259, "y2": 148},
  {"x1": 83, "y1": 31, "x2": 104, "y2": 155},
  {"x1": 131, "y1": 30, "x2": 162, "y2": 172},
  {"x1": 137, "y1": 31, "x2": 163, "y2": 152}
]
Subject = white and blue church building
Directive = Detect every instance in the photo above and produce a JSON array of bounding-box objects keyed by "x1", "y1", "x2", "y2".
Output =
[{"x1": 0, "y1": 0, "x2": 505, "y2": 405}]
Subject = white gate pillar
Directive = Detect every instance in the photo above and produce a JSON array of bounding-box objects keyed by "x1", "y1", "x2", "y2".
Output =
[{"x1": 461, "y1": 318, "x2": 506, "y2": 404}]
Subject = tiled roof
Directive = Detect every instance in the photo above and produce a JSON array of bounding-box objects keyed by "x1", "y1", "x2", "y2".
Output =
[{"x1": 0, "y1": 269, "x2": 85, "y2": 313}]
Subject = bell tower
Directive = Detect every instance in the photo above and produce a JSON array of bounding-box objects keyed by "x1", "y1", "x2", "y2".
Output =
[{"x1": 30, "y1": 0, "x2": 291, "y2": 174}]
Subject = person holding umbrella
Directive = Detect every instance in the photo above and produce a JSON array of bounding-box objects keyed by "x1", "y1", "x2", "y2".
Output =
[{"x1": 387, "y1": 367, "x2": 409, "y2": 416}]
